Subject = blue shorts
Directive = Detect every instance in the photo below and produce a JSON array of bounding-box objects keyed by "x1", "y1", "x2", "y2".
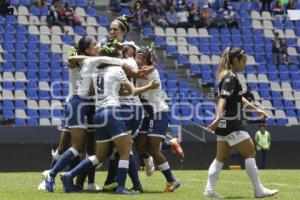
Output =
[
  {"x1": 140, "y1": 111, "x2": 169, "y2": 139},
  {"x1": 65, "y1": 95, "x2": 95, "y2": 129},
  {"x1": 95, "y1": 107, "x2": 128, "y2": 142},
  {"x1": 57, "y1": 102, "x2": 71, "y2": 132},
  {"x1": 120, "y1": 104, "x2": 143, "y2": 138}
]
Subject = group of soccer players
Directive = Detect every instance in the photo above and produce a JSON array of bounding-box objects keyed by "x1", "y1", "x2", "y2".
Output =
[{"x1": 37, "y1": 0, "x2": 279, "y2": 198}]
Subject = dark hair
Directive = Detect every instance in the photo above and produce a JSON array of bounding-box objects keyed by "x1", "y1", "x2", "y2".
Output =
[
  {"x1": 137, "y1": 44, "x2": 157, "y2": 66},
  {"x1": 113, "y1": 0, "x2": 142, "y2": 33},
  {"x1": 77, "y1": 36, "x2": 95, "y2": 55}
]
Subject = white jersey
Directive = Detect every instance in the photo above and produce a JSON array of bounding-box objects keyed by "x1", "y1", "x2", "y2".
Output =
[
  {"x1": 93, "y1": 67, "x2": 127, "y2": 110},
  {"x1": 119, "y1": 57, "x2": 142, "y2": 106},
  {"x1": 66, "y1": 67, "x2": 80, "y2": 102},
  {"x1": 75, "y1": 57, "x2": 125, "y2": 98},
  {"x1": 137, "y1": 69, "x2": 169, "y2": 113}
]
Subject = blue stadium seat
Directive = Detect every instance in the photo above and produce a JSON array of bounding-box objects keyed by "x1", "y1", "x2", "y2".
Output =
[
  {"x1": 27, "y1": 53, "x2": 39, "y2": 62},
  {"x1": 17, "y1": 25, "x2": 27, "y2": 33},
  {"x1": 3, "y1": 82, "x2": 14, "y2": 90},
  {"x1": 143, "y1": 27, "x2": 154, "y2": 38},
  {"x1": 76, "y1": 0, "x2": 87, "y2": 7},
  {"x1": 4, "y1": 43, "x2": 15, "y2": 52},
  {"x1": 28, "y1": 35, "x2": 39, "y2": 43},
  {"x1": 27, "y1": 71, "x2": 38, "y2": 81},
  {"x1": 199, "y1": 46, "x2": 210, "y2": 54},
  {"x1": 190, "y1": 64, "x2": 200, "y2": 74},
  {"x1": 19, "y1": 0, "x2": 30, "y2": 6},
  {"x1": 27, "y1": 89, "x2": 39, "y2": 100},
  {"x1": 266, "y1": 118, "x2": 275, "y2": 126},
  {"x1": 15, "y1": 118, "x2": 26, "y2": 126},
  {"x1": 39, "y1": 90, "x2": 50, "y2": 100},
  {"x1": 209, "y1": 28, "x2": 219, "y2": 37},
  {"x1": 16, "y1": 43, "x2": 27, "y2": 53},
  {"x1": 154, "y1": 37, "x2": 166, "y2": 46},
  {"x1": 187, "y1": 37, "x2": 199, "y2": 46},
  {"x1": 98, "y1": 16, "x2": 109, "y2": 27},
  {"x1": 276, "y1": 118, "x2": 286, "y2": 126},
  {"x1": 279, "y1": 73, "x2": 290, "y2": 82},
  {"x1": 15, "y1": 100, "x2": 26, "y2": 109},
  {"x1": 284, "y1": 20, "x2": 295, "y2": 29},
  {"x1": 257, "y1": 65, "x2": 267, "y2": 73},
  {"x1": 220, "y1": 28, "x2": 230, "y2": 37},
  {"x1": 287, "y1": 39, "x2": 297, "y2": 47},
  {"x1": 260, "y1": 91, "x2": 271, "y2": 99},
  {"x1": 39, "y1": 53, "x2": 50, "y2": 63},
  {"x1": 271, "y1": 91, "x2": 282, "y2": 99},
  {"x1": 30, "y1": 6, "x2": 40, "y2": 16},
  {"x1": 286, "y1": 109, "x2": 296, "y2": 117},
  {"x1": 274, "y1": 19, "x2": 283, "y2": 29},
  {"x1": 16, "y1": 53, "x2": 27, "y2": 62},
  {"x1": 177, "y1": 55, "x2": 189, "y2": 66},
  {"x1": 178, "y1": 82, "x2": 189, "y2": 92},
  {"x1": 63, "y1": 35, "x2": 75, "y2": 45},
  {"x1": 3, "y1": 63, "x2": 15, "y2": 72},
  {"x1": 28, "y1": 62, "x2": 38, "y2": 71},
  {"x1": 40, "y1": 6, "x2": 49, "y2": 16},
  {"x1": 39, "y1": 71, "x2": 50, "y2": 81},
  {"x1": 5, "y1": 15, "x2": 17, "y2": 24},
  {"x1": 39, "y1": 44, "x2": 50, "y2": 53},
  {"x1": 3, "y1": 100, "x2": 14, "y2": 109},
  {"x1": 27, "y1": 118, "x2": 38, "y2": 126},
  {"x1": 39, "y1": 109, "x2": 50, "y2": 118},
  {"x1": 74, "y1": 26, "x2": 86, "y2": 35},
  {"x1": 273, "y1": 100, "x2": 283, "y2": 109},
  {"x1": 199, "y1": 38, "x2": 210, "y2": 45},
  {"x1": 259, "y1": 83, "x2": 270, "y2": 90},
  {"x1": 87, "y1": 6, "x2": 97, "y2": 16},
  {"x1": 284, "y1": 100, "x2": 295, "y2": 109},
  {"x1": 166, "y1": 45, "x2": 178, "y2": 56},
  {"x1": 15, "y1": 82, "x2": 26, "y2": 90},
  {"x1": 16, "y1": 34, "x2": 27, "y2": 43},
  {"x1": 3, "y1": 109, "x2": 14, "y2": 119}
]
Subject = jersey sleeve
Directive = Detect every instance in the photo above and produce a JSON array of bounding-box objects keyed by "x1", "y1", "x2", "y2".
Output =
[
  {"x1": 113, "y1": 68, "x2": 127, "y2": 82},
  {"x1": 219, "y1": 76, "x2": 235, "y2": 98},
  {"x1": 90, "y1": 56, "x2": 125, "y2": 67}
]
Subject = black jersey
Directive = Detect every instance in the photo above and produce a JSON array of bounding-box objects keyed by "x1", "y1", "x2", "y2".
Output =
[{"x1": 215, "y1": 72, "x2": 244, "y2": 136}]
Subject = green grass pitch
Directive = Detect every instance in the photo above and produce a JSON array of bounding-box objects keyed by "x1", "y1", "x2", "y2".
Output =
[{"x1": 1, "y1": 170, "x2": 299, "y2": 200}]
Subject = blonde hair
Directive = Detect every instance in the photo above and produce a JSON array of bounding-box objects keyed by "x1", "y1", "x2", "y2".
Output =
[{"x1": 217, "y1": 47, "x2": 245, "y2": 82}]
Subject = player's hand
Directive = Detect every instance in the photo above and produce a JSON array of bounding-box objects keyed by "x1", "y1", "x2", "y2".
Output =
[
  {"x1": 257, "y1": 109, "x2": 268, "y2": 119},
  {"x1": 137, "y1": 68, "x2": 148, "y2": 79},
  {"x1": 122, "y1": 64, "x2": 133, "y2": 77},
  {"x1": 207, "y1": 121, "x2": 218, "y2": 133},
  {"x1": 148, "y1": 80, "x2": 160, "y2": 89}
]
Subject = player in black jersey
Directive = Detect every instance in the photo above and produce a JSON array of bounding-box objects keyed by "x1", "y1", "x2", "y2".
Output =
[{"x1": 203, "y1": 47, "x2": 278, "y2": 198}]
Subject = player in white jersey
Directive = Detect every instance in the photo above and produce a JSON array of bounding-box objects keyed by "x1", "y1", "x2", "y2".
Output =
[
  {"x1": 134, "y1": 46, "x2": 180, "y2": 193},
  {"x1": 45, "y1": 36, "x2": 101, "y2": 192},
  {"x1": 60, "y1": 40, "x2": 159, "y2": 194}
]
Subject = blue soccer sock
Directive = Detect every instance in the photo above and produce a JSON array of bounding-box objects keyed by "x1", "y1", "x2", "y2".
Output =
[
  {"x1": 69, "y1": 155, "x2": 81, "y2": 170},
  {"x1": 161, "y1": 140, "x2": 172, "y2": 150},
  {"x1": 104, "y1": 152, "x2": 119, "y2": 185},
  {"x1": 49, "y1": 147, "x2": 79, "y2": 178},
  {"x1": 69, "y1": 155, "x2": 100, "y2": 178},
  {"x1": 117, "y1": 160, "x2": 129, "y2": 190},
  {"x1": 158, "y1": 162, "x2": 176, "y2": 183},
  {"x1": 128, "y1": 153, "x2": 141, "y2": 187}
]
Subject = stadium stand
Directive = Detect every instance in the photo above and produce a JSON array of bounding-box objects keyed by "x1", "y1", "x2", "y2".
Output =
[{"x1": 0, "y1": 0, "x2": 300, "y2": 129}]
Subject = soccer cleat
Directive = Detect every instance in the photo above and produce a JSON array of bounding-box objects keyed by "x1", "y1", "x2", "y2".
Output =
[
  {"x1": 116, "y1": 187, "x2": 138, "y2": 195},
  {"x1": 37, "y1": 180, "x2": 46, "y2": 190},
  {"x1": 87, "y1": 183, "x2": 101, "y2": 191},
  {"x1": 203, "y1": 190, "x2": 222, "y2": 198},
  {"x1": 102, "y1": 182, "x2": 118, "y2": 192},
  {"x1": 255, "y1": 187, "x2": 279, "y2": 198},
  {"x1": 164, "y1": 181, "x2": 180, "y2": 193},
  {"x1": 144, "y1": 156, "x2": 155, "y2": 177},
  {"x1": 170, "y1": 138, "x2": 185, "y2": 160},
  {"x1": 130, "y1": 184, "x2": 144, "y2": 193},
  {"x1": 45, "y1": 176, "x2": 55, "y2": 192},
  {"x1": 37, "y1": 170, "x2": 50, "y2": 190},
  {"x1": 60, "y1": 173, "x2": 82, "y2": 193}
]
